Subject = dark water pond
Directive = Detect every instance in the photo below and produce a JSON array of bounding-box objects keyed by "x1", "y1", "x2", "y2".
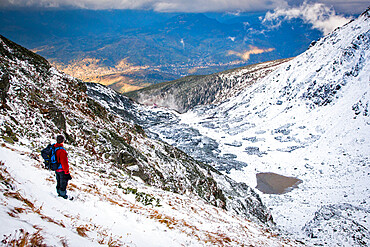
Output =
[{"x1": 256, "y1": 172, "x2": 303, "y2": 194}]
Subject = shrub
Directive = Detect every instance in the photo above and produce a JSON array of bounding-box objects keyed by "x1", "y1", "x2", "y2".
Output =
[{"x1": 120, "y1": 186, "x2": 161, "y2": 207}]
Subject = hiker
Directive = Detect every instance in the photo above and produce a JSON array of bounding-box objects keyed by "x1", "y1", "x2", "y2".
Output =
[{"x1": 54, "y1": 135, "x2": 72, "y2": 199}]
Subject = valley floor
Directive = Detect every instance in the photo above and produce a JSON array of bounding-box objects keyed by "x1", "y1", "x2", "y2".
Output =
[
  {"x1": 179, "y1": 102, "x2": 370, "y2": 246},
  {"x1": 139, "y1": 83, "x2": 370, "y2": 246}
]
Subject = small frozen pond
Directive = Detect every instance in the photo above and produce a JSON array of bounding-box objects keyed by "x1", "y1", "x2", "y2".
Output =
[{"x1": 256, "y1": 172, "x2": 302, "y2": 194}]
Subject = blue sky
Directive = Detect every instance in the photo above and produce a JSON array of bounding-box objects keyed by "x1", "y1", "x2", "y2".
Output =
[{"x1": 0, "y1": 0, "x2": 368, "y2": 14}]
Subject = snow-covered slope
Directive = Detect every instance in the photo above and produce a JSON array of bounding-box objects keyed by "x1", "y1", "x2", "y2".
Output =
[
  {"x1": 0, "y1": 35, "x2": 299, "y2": 245},
  {"x1": 144, "y1": 8, "x2": 370, "y2": 246},
  {"x1": 1, "y1": 144, "x2": 299, "y2": 246}
]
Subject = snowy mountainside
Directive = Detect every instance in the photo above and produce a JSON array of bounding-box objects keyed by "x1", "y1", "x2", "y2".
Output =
[
  {"x1": 0, "y1": 34, "x2": 229, "y2": 216},
  {"x1": 1, "y1": 144, "x2": 296, "y2": 246},
  {"x1": 141, "y1": 8, "x2": 370, "y2": 246},
  {"x1": 0, "y1": 35, "x2": 299, "y2": 245},
  {"x1": 125, "y1": 58, "x2": 292, "y2": 113}
]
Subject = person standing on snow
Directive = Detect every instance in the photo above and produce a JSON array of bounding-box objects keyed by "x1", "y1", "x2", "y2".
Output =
[{"x1": 54, "y1": 135, "x2": 73, "y2": 200}]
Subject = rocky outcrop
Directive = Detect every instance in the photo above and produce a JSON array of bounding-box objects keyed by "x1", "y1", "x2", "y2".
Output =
[
  {"x1": 303, "y1": 204, "x2": 370, "y2": 246},
  {"x1": 0, "y1": 72, "x2": 9, "y2": 108},
  {"x1": 0, "y1": 35, "x2": 51, "y2": 77}
]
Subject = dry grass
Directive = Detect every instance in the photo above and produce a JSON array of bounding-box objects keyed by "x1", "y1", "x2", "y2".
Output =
[
  {"x1": 74, "y1": 222, "x2": 125, "y2": 246},
  {"x1": 106, "y1": 235, "x2": 124, "y2": 247},
  {"x1": 1, "y1": 229, "x2": 47, "y2": 247},
  {"x1": 0, "y1": 164, "x2": 14, "y2": 192},
  {"x1": 45, "y1": 176, "x2": 55, "y2": 183},
  {"x1": 1, "y1": 160, "x2": 66, "y2": 231},
  {"x1": 7, "y1": 207, "x2": 27, "y2": 218},
  {"x1": 4, "y1": 190, "x2": 66, "y2": 229},
  {"x1": 4, "y1": 191, "x2": 35, "y2": 209},
  {"x1": 93, "y1": 183, "x2": 243, "y2": 246},
  {"x1": 76, "y1": 225, "x2": 89, "y2": 237},
  {"x1": 59, "y1": 237, "x2": 69, "y2": 247},
  {"x1": 68, "y1": 182, "x2": 78, "y2": 191},
  {"x1": 41, "y1": 215, "x2": 66, "y2": 228}
]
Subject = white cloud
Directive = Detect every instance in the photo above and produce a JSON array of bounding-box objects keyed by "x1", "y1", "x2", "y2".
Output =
[
  {"x1": 153, "y1": 0, "x2": 290, "y2": 12},
  {"x1": 1, "y1": 0, "x2": 367, "y2": 15},
  {"x1": 228, "y1": 36, "x2": 236, "y2": 42},
  {"x1": 1, "y1": 0, "x2": 289, "y2": 12},
  {"x1": 316, "y1": 0, "x2": 369, "y2": 14},
  {"x1": 263, "y1": 1, "x2": 352, "y2": 34}
]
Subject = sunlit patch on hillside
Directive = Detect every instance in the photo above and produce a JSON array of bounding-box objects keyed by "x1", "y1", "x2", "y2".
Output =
[{"x1": 228, "y1": 45, "x2": 275, "y2": 61}]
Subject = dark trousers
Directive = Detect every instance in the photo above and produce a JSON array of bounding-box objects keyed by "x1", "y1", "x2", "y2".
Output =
[{"x1": 56, "y1": 171, "x2": 69, "y2": 198}]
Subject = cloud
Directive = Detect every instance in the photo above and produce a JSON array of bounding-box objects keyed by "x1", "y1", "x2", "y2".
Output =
[
  {"x1": 315, "y1": 0, "x2": 369, "y2": 14},
  {"x1": 0, "y1": 0, "x2": 157, "y2": 9},
  {"x1": 263, "y1": 1, "x2": 352, "y2": 34},
  {"x1": 228, "y1": 46, "x2": 275, "y2": 61},
  {"x1": 1, "y1": 0, "x2": 367, "y2": 14},
  {"x1": 152, "y1": 0, "x2": 290, "y2": 12},
  {"x1": 0, "y1": 0, "x2": 289, "y2": 12}
]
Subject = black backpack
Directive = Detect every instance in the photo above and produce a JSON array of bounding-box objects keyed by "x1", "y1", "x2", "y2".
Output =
[{"x1": 41, "y1": 144, "x2": 64, "y2": 171}]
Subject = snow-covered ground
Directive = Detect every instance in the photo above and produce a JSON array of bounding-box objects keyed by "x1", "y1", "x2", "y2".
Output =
[
  {"x1": 145, "y1": 9, "x2": 370, "y2": 246},
  {"x1": 0, "y1": 142, "x2": 297, "y2": 246}
]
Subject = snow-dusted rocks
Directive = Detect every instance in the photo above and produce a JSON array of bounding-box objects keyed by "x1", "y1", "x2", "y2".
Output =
[{"x1": 303, "y1": 204, "x2": 370, "y2": 246}]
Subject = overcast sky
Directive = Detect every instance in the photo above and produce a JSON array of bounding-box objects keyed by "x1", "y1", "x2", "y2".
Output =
[{"x1": 0, "y1": 0, "x2": 368, "y2": 14}]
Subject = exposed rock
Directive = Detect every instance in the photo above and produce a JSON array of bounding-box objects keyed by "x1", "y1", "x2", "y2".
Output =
[
  {"x1": 245, "y1": 146, "x2": 266, "y2": 156},
  {"x1": 0, "y1": 35, "x2": 51, "y2": 76},
  {"x1": 116, "y1": 150, "x2": 137, "y2": 165},
  {"x1": 303, "y1": 204, "x2": 370, "y2": 246},
  {"x1": 0, "y1": 72, "x2": 10, "y2": 108},
  {"x1": 45, "y1": 102, "x2": 66, "y2": 132},
  {"x1": 87, "y1": 97, "x2": 108, "y2": 120}
]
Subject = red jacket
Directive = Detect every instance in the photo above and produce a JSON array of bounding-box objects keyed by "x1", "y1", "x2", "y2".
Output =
[{"x1": 54, "y1": 143, "x2": 69, "y2": 174}]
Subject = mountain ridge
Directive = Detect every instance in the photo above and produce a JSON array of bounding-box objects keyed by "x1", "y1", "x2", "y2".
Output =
[
  {"x1": 1, "y1": 7, "x2": 368, "y2": 245},
  {"x1": 125, "y1": 57, "x2": 293, "y2": 113}
]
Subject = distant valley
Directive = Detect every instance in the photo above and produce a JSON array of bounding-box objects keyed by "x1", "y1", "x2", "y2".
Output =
[{"x1": 0, "y1": 9, "x2": 323, "y2": 92}]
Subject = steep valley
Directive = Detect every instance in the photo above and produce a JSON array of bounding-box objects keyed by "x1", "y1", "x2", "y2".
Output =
[
  {"x1": 0, "y1": 6, "x2": 369, "y2": 247},
  {"x1": 120, "y1": 8, "x2": 370, "y2": 246},
  {"x1": 0, "y1": 33, "x2": 298, "y2": 245}
]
